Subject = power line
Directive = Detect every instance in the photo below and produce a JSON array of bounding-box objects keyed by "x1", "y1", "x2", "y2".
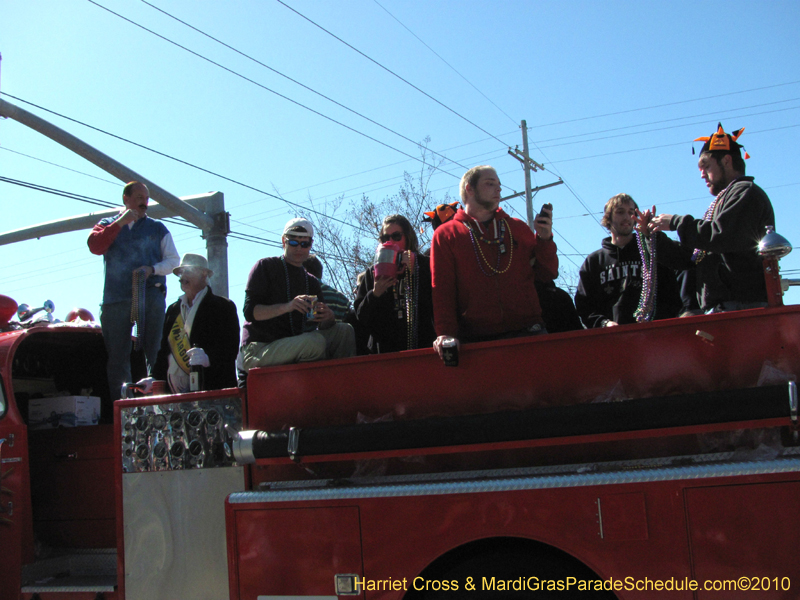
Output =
[
  {"x1": 291, "y1": 90, "x2": 800, "y2": 198},
  {"x1": 0, "y1": 175, "x2": 367, "y2": 266},
  {"x1": 0, "y1": 147, "x2": 120, "y2": 186},
  {"x1": 0, "y1": 176, "x2": 117, "y2": 210},
  {"x1": 371, "y1": 0, "x2": 517, "y2": 126},
  {"x1": 82, "y1": 0, "x2": 441, "y2": 181},
  {"x1": 274, "y1": 0, "x2": 511, "y2": 149},
  {"x1": 530, "y1": 98, "x2": 800, "y2": 146},
  {"x1": 548, "y1": 123, "x2": 800, "y2": 165},
  {"x1": 526, "y1": 80, "x2": 800, "y2": 129},
  {"x1": 518, "y1": 103, "x2": 798, "y2": 231},
  {"x1": 2, "y1": 92, "x2": 368, "y2": 234},
  {"x1": 138, "y1": 0, "x2": 466, "y2": 175},
  {"x1": 6, "y1": 92, "x2": 793, "y2": 264},
  {"x1": 281, "y1": 94, "x2": 800, "y2": 202},
  {"x1": 10, "y1": 74, "x2": 789, "y2": 239},
  {"x1": 280, "y1": 98, "x2": 797, "y2": 204},
  {"x1": 535, "y1": 103, "x2": 800, "y2": 151}
]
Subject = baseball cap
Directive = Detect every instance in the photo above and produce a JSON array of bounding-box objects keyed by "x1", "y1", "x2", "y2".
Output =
[{"x1": 283, "y1": 217, "x2": 314, "y2": 238}]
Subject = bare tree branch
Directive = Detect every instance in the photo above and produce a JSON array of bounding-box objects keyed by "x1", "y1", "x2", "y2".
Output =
[{"x1": 300, "y1": 138, "x2": 455, "y2": 298}]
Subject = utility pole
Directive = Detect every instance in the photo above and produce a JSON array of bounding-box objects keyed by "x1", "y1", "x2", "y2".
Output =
[{"x1": 507, "y1": 120, "x2": 563, "y2": 228}]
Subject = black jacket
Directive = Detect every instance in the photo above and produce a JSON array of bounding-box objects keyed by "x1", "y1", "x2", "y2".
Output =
[
  {"x1": 354, "y1": 254, "x2": 436, "y2": 353},
  {"x1": 153, "y1": 287, "x2": 240, "y2": 391},
  {"x1": 664, "y1": 177, "x2": 774, "y2": 311},
  {"x1": 575, "y1": 235, "x2": 683, "y2": 328}
]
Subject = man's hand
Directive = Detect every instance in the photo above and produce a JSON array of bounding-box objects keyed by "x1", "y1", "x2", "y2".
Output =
[
  {"x1": 649, "y1": 214, "x2": 674, "y2": 233},
  {"x1": 433, "y1": 335, "x2": 460, "y2": 359},
  {"x1": 603, "y1": 320, "x2": 619, "y2": 328},
  {"x1": 186, "y1": 347, "x2": 210, "y2": 368},
  {"x1": 117, "y1": 208, "x2": 143, "y2": 227},
  {"x1": 634, "y1": 206, "x2": 655, "y2": 233},
  {"x1": 312, "y1": 302, "x2": 336, "y2": 329},
  {"x1": 288, "y1": 295, "x2": 314, "y2": 315},
  {"x1": 134, "y1": 266, "x2": 154, "y2": 279},
  {"x1": 534, "y1": 203, "x2": 553, "y2": 240},
  {"x1": 254, "y1": 295, "x2": 314, "y2": 322}
]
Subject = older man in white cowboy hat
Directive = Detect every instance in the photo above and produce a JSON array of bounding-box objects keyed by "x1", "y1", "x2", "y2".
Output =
[{"x1": 140, "y1": 253, "x2": 240, "y2": 393}]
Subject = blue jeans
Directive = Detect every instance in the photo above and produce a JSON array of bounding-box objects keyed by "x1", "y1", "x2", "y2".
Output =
[{"x1": 101, "y1": 287, "x2": 166, "y2": 400}]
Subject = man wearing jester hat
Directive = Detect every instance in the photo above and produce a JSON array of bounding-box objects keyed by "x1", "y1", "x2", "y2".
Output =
[{"x1": 644, "y1": 123, "x2": 775, "y2": 312}]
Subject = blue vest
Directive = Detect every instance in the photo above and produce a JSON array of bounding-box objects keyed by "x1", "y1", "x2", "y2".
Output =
[{"x1": 102, "y1": 216, "x2": 169, "y2": 304}]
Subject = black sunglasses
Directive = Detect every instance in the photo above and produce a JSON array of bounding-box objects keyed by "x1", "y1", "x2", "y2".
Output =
[
  {"x1": 286, "y1": 239, "x2": 313, "y2": 249},
  {"x1": 380, "y1": 231, "x2": 404, "y2": 243}
]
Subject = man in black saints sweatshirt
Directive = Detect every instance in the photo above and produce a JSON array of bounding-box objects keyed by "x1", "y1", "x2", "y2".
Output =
[{"x1": 575, "y1": 194, "x2": 682, "y2": 328}]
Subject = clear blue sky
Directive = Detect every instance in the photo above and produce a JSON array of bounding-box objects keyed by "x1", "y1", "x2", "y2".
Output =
[{"x1": 2, "y1": 0, "x2": 799, "y2": 318}]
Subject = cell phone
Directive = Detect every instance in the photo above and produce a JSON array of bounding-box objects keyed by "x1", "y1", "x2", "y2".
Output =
[{"x1": 536, "y1": 203, "x2": 552, "y2": 220}]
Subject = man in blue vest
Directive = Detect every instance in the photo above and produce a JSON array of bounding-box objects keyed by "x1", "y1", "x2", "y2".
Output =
[{"x1": 88, "y1": 181, "x2": 179, "y2": 399}]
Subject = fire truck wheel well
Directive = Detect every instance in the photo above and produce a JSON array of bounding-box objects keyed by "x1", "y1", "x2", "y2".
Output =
[{"x1": 403, "y1": 536, "x2": 617, "y2": 599}]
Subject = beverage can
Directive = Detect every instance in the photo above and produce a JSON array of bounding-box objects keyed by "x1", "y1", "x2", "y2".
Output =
[
  {"x1": 441, "y1": 337, "x2": 459, "y2": 367},
  {"x1": 306, "y1": 296, "x2": 319, "y2": 320}
]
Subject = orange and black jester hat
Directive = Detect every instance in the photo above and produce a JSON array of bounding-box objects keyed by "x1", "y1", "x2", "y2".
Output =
[
  {"x1": 423, "y1": 202, "x2": 460, "y2": 231},
  {"x1": 693, "y1": 122, "x2": 750, "y2": 159}
]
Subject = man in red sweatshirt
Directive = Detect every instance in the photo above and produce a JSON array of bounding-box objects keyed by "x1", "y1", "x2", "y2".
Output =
[{"x1": 431, "y1": 165, "x2": 558, "y2": 360}]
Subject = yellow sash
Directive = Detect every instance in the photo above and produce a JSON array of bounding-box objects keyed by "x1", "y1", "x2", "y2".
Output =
[{"x1": 168, "y1": 313, "x2": 192, "y2": 374}]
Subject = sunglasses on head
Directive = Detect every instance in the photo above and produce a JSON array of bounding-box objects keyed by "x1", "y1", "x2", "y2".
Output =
[
  {"x1": 380, "y1": 231, "x2": 404, "y2": 243},
  {"x1": 286, "y1": 239, "x2": 313, "y2": 249}
]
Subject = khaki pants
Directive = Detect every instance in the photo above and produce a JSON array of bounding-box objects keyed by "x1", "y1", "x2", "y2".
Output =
[{"x1": 240, "y1": 323, "x2": 356, "y2": 370}]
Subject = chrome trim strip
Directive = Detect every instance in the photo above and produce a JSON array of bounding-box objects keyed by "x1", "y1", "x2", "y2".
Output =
[
  {"x1": 288, "y1": 427, "x2": 300, "y2": 461},
  {"x1": 596, "y1": 498, "x2": 604, "y2": 540},
  {"x1": 230, "y1": 457, "x2": 800, "y2": 504}
]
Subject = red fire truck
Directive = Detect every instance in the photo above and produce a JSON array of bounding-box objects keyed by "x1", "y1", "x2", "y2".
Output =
[{"x1": 1, "y1": 292, "x2": 799, "y2": 599}]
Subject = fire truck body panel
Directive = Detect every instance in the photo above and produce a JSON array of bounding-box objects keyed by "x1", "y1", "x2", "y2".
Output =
[
  {"x1": 246, "y1": 305, "x2": 800, "y2": 430},
  {"x1": 1, "y1": 305, "x2": 799, "y2": 599},
  {"x1": 227, "y1": 460, "x2": 800, "y2": 599}
]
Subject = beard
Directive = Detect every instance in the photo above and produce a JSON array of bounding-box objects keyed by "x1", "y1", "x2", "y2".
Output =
[
  {"x1": 707, "y1": 171, "x2": 733, "y2": 196},
  {"x1": 708, "y1": 179, "x2": 728, "y2": 196},
  {"x1": 612, "y1": 222, "x2": 633, "y2": 237},
  {"x1": 473, "y1": 188, "x2": 499, "y2": 211}
]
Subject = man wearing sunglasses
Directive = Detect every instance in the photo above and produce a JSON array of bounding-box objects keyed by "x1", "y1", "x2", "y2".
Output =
[{"x1": 238, "y1": 218, "x2": 355, "y2": 371}]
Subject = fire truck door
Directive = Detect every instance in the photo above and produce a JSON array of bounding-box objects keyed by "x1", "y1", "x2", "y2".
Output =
[{"x1": 0, "y1": 380, "x2": 28, "y2": 597}]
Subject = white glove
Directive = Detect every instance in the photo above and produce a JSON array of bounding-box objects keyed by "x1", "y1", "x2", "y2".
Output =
[
  {"x1": 186, "y1": 347, "x2": 210, "y2": 368},
  {"x1": 135, "y1": 377, "x2": 155, "y2": 394}
]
